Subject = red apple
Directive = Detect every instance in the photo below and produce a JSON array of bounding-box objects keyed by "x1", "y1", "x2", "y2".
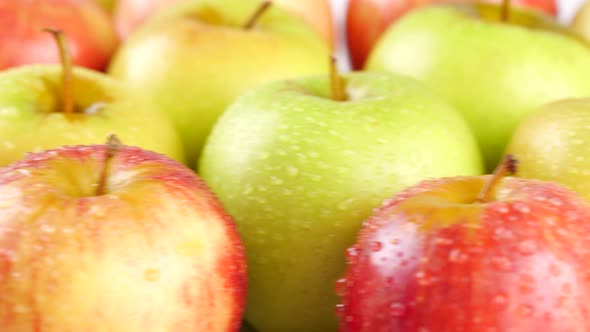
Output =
[
  {"x1": 346, "y1": 0, "x2": 558, "y2": 69},
  {"x1": 337, "y1": 156, "x2": 590, "y2": 331},
  {"x1": 0, "y1": 138, "x2": 247, "y2": 331},
  {"x1": 113, "y1": 0, "x2": 334, "y2": 47},
  {"x1": 0, "y1": 0, "x2": 119, "y2": 72}
]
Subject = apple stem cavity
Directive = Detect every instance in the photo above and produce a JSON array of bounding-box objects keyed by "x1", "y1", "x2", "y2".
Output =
[
  {"x1": 475, "y1": 154, "x2": 518, "y2": 203},
  {"x1": 501, "y1": 0, "x2": 512, "y2": 22},
  {"x1": 330, "y1": 55, "x2": 347, "y2": 101},
  {"x1": 43, "y1": 28, "x2": 75, "y2": 117},
  {"x1": 244, "y1": 1, "x2": 272, "y2": 29},
  {"x1": 95, "y1": 134, "x2": 122, "y2": 196}
]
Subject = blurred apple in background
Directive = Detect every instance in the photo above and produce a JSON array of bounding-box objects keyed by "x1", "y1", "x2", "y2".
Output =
[
  {"x1": 347, "y1": 0, "x2": 558, "y2": 70},
  {"x1": 114, "y1": 0, "x2": 334, "y2": 47},
  {"x1": 199, "y1": 68, "x2": 483, "y2": 332},
  {"x1": 0, "y1": 0, "x2": 118, "y2": 72},
  {"x1": 505, "y1": 98, "x2": 590, "y2": 201},
  {"x1": 0, "y1": 139, "x2": 247, "y2": 331},
  {"x1": 0, "y1": 29, "x2": 185, "y2": 166},
  {"x1": 108, "y1": 0, "x2": 330, "y2": 166},
  {"x1": 366, "y1": 2, "x2": 590, "y2": 171},
  {"x1": 337, "y1": 156, "x2": 590, "y2": 331},
  {"x1": 571, "y1": 0, "x2": 590, "y2": 41}
]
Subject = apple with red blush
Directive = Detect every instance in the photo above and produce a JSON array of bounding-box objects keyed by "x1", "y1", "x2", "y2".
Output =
[
  {"x1": 337, "y1": 155, "x2": 590, "y2": 331},
  {"x1": 0, "y1": 136, "x2": 247, "y2": 331},
  {"x1": 0, "y1": 0, "x2": 118, "y2": 71}
]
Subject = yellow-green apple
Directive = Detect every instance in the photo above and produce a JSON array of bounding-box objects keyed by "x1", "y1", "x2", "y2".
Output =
[
  {"x1": 504, "y1": 98, "x2": 590, "y2": 201},
  {"x1": 113, "y1": 0, "x2": 334, "y2": 46},
  {"x1": 366, "y1": 2, "x2": 590, "y2": 171},
  {"x1": 108, "y1": 0, "x2": 330, "y2": 166},
  {"x1": 0, "y1": 0, "x2": 118, "y2": 72},
  {"x1": 0, "y1": 29, "x2": 185, "y2": 166},
  {"x1": 347, "y1": 0, "x2": 558, "y2": 70},
  {"x1": 0, "y1": 137, "x2": 247, "y2": 331},
  {"x1": 572, "y1": 0, "x2": 590, "y2": 42},
  {"x1": 198, "y1": 68, "x2": 484, "y2": 332},
  {"x1": 337, "y1": 155, "x2": 590, "y2": 331}
]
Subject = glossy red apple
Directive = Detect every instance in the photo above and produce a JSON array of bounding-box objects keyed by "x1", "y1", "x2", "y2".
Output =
[
  {"x1": 113, "y1": 0, "x2": 334, "y2": 46},
  {"x1": 0, "y1": 138, "x2": 247, "y2": 331},
  {"x1": 0, "y1": 0, "x2": 119, "y2": 71},
  {"x1": 337, "y1": 156, "x2": 590, "y2": 331},
  {"x1": 346, "y1": 0, "x2": 558, "y2": 69}
]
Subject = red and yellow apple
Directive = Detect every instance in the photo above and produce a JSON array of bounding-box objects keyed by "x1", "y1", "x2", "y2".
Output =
[
  {"x1": 337, "y1": 156, "x2": 590, "y2": 331},
  {"x1": 346, "y1": 0, "x2": 558, "y2": 69},
  {"x1": 0, "y1": 0, "x2": 119, "y2": 72},
  {"x1": 0, "y1": 140, "x2": 247, "y2": 331},
  {"x1": 113, "y1": 0, "x2": 334, "y2": 46}
]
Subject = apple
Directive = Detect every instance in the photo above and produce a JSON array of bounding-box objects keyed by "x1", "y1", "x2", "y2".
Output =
[
  {"x1": 0, "y1": 29, "x2": 185, "y2": 167},
  {"x1": 366, "y1": 2, "x2": 590, "y2": 171},
  {"x1": 337, "y1": 155, "x2": 590, "y2": 331},
  {"x1": 0, "y1": 0, "x2": 119, "y2": 72},
  {"x1": 504, "y1": 98, "x2": 590, "y2": 201},
  {"x1": 0, "y1": 136, "x2": 247, "y2": 331},
  {"x1": 346, "y1": 0, "x2": 558, "y2": 70},
  {"x1": 198, "y1": 66, "x2": 484, "y2": 332},
  {"x1": 113, "y1": 0, "x2": 334, "y2": 46},
  {"x1": 108, "y1": 0, "x2": 331, "y2": 166},
  {"x1": 571, "y1": 0, "x2": 590, "y2": 42}
]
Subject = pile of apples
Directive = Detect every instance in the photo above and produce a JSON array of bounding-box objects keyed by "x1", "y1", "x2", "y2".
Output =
[{"x1": 3, "y1": 0, "x2": 590, "y2": 331}]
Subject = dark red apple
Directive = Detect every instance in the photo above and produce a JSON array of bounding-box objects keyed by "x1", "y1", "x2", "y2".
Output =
[
  {"x1": 337, "y1": 156, "x2": 590, "y2": 331},
  {"x1": 0, "y1": 0, "x2": 119, "y2": 71},
  {"x1": 346, "y1": 0, "x2": 558, "y2": 70}
]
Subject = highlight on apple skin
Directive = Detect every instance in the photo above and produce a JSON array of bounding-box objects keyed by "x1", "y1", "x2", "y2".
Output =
[{"x1": 0, "y1": 140, "x2": 247, "y2": 332}]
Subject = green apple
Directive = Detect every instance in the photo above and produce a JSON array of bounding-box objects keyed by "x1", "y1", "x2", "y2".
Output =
[
  {"x1": 198, "y1": 70, "x2": 484, "y2": 332},
  {"x1": 366, "y1": 2, "x2": 590, "y2": 171},
  {"x1": 0, "y1": 29, "x2": 185, "y2": 166},
  {"x1": 572, "y1": 1, "x2": 590, "y2": 42},
  {"x1": 108, "y1": 0, "x2": 330, "y2": 166},
  {"x1": 504, "y1": 98, "x2": 590, "y2": 200}
]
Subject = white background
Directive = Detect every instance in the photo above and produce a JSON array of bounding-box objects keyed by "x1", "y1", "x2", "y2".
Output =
[{"x1": 328, "y1": 0, "x2": 586, "y2": 70}]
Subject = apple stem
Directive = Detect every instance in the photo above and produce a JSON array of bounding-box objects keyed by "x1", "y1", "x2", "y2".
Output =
[
  {"x1": 475, "y1": 154, "x2": 518, "y2": 203},
  {"x1": 501, "y1": 0, "x2": 511, "y2": 22},
  {"x1": 42, "y1": 28, "x2": 75, "y2": 117},
  {"x1": 95, "y1": 134, "x2": 122, "y2": 196},
  {"x1": 330, "y1": 55, "x2": 347, "y2": 101},
  {"x1": 244, "y1": 1, "x2": 272, "y2": 29}
]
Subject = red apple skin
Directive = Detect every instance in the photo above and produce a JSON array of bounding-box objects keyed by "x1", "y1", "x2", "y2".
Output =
[
  {"x1": 0, "y1": 144, "x2": 247, "y2": 331},
  {"x1": 346, "y1": 0, "x2": 559, "y2": 70},
  {"x1": 337, "y1": 176, "x2": 590, "y2": 331},
  {"x1": 0, "y1": 0, "x2": 119, "y2": 72},
  {"x1": 114, "y1": 0, "x2": 334, "y2": 46}
]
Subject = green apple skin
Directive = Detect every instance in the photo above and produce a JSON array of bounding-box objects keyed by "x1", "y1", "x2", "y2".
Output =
[
  {"x1": 572, "y1": 1, "x2": 590, "y2": 42},
  {"x1": 0, "y1": 65, "x2": 185, "y2": 166},
  {"x1": 505, "y1": 98, "x2": 590, "y2": 201},
  {"x1": 366, "y1": 3, "x2": 590, "y2": 171},
  {"x1": 198, "y1": 71, "x2": 484, "y2": 332},
  {"x1": 108, "y1": 0, "x2": 330, "y2": 166}
]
